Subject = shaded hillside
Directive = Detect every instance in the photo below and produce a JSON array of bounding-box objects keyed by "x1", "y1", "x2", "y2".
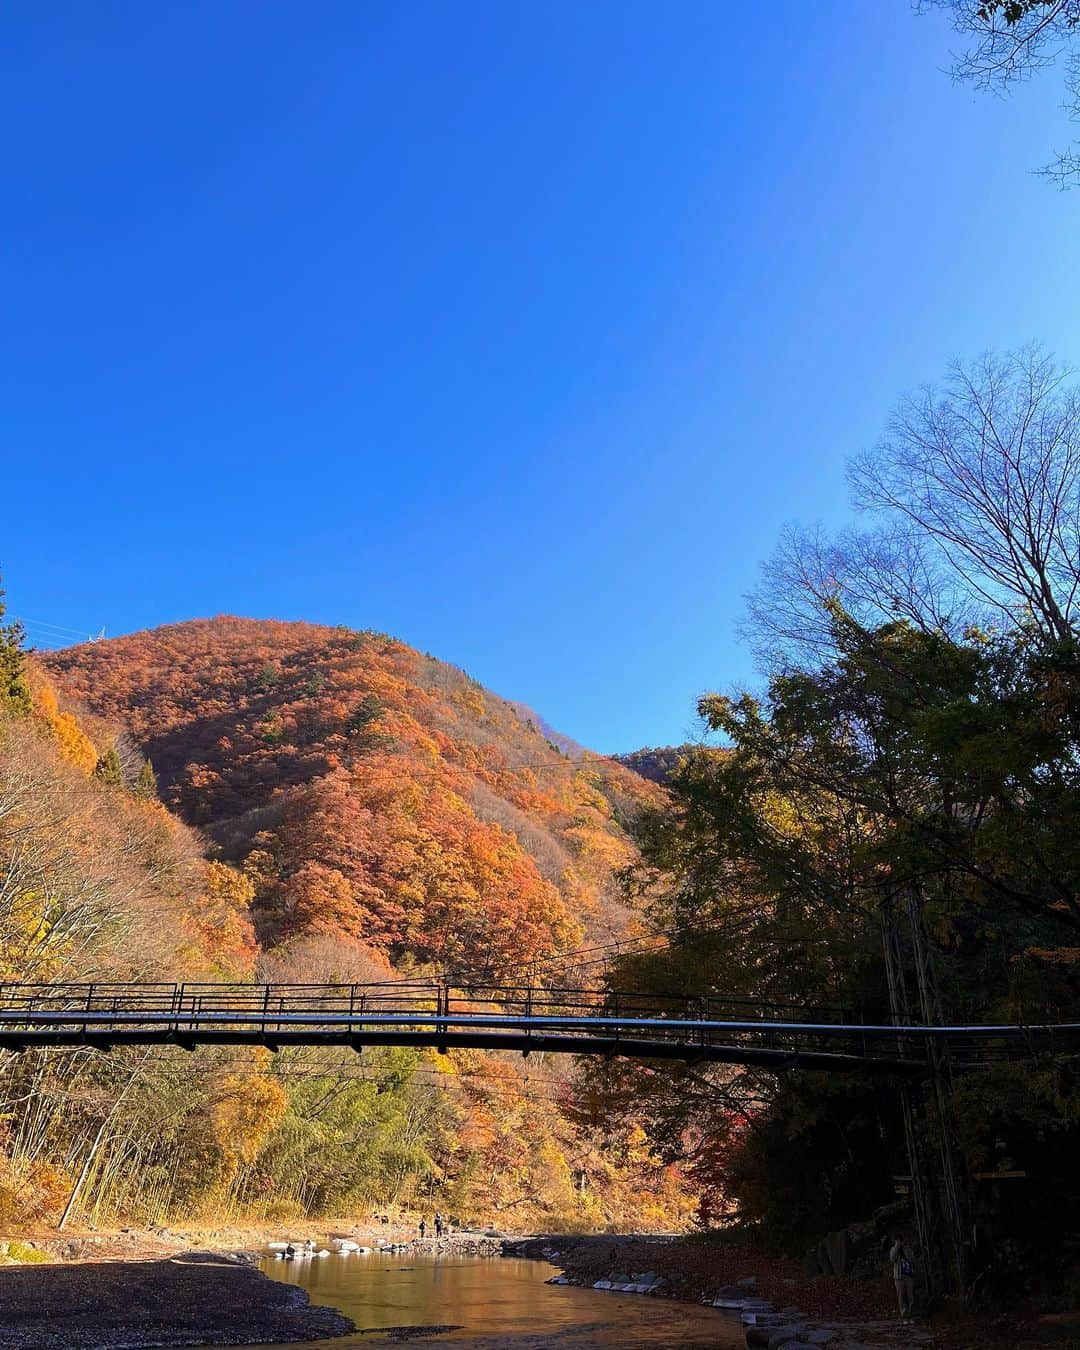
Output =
[
  {"x1": 614, "y1": 745, "x2": 694, "y2": 786},
  {"x1": 46, "y1": 618, "x2": 662, "y2": 979}
]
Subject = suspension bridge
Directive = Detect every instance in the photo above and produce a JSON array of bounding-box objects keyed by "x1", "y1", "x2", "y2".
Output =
[{"x1": 0, "y1": 982, "x2": 1076, "y2": 1075}]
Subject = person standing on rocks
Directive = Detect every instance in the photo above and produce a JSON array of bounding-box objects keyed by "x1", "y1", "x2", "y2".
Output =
[
  {"x1": 434, "y1": 1212, "x2": 444, "y2": 1239},
  {"x1": 418, "y1": 1218, "x2": 427, "y2": 1241},
  {"x1": 889, "y1": 1234, "x2": 916, "y2": 1321}
]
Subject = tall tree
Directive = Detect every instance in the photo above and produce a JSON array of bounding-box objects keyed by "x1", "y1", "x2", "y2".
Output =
[
  {"x1": 600, "y1": 610, "x2": 1080, "y2": 1270},
  {"x1": 598, "y1": 353, "x2": 1080, "y2": 1274},
  {"x1": 94, "y1": 746, "x2": 124, "y2": 786}
]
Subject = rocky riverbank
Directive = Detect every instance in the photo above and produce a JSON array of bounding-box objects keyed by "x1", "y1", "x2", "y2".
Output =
[
  {"x1": 505, "y1": 1234, "x2": 928, "y2": 1350},
  {"x1": 0, "y1": 1250, "x2": 354, "y2": 1349},
  {"x1": 507, "y1": 1235, "x2": 1080, "y2": 1349},
  {"x1": 0, "y1": 1215, "x2": 505, "y2": 1266}
]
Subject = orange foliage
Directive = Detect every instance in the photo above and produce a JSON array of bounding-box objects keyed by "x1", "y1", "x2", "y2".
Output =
[
  {"x1": 4, "y1": 633, "x2": 691, "y2": 1232},
  {"x1": 247, "y1": 756, "x2": 582, "y2": 971},
  {"x1": 0, "y1": 1153, "x2": 71, "y2": 1224},
  {"x1": 433, "y1": 1050, "x2": 696, "y2": 1229},
  {"x1": 184, "y1": 861, "x2": 259, "y2": 979},
  {"x1": 46, "y1": 618, "x2": 663, "y2": 977}
]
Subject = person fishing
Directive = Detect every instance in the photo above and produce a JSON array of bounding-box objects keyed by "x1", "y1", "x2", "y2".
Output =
[
  {"x1": 418, "y1": 1218, "x2": 427, "y2": 1240},
  {"x1": 434, "y1": 1212, "x2": 444, "y2": 1239}
]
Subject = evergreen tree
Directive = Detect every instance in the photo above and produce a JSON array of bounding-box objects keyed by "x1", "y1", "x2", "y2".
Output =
[
  {"x1": 344, "y1": 692, "x2": 384, "y2": 735},
  {"x1": 0, "y1": 579, "x2": 31, "y2": 718},
  {"x1": 94, "y1": 746, "x2": 124, "y2": 786},
  {"x1": 135, "y1": 759, "x2": 158, "y2": 798}
]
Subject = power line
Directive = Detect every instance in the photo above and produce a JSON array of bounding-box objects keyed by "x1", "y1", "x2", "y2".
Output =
[
  {"x1": 14, "y1": 617, "x2": 106, "y2": 648},
  {"x1": 19, "y1": 618, "x2": 94, "y2": 637},
  {"x1": 21, "y1": 638, "x2": 68, "y2": 652}
]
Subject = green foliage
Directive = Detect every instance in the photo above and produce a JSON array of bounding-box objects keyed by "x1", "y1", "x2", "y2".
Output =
[
  {"x1": 241, "y1": 1050, "x2": 442, "y2": 1215},
  {"x1": 1, "y1": 1242, "x2": 48, "y2": 1265},
  {"x1": 94, "y1": 746, "x2": 124, "y2": 786},
  {"x1": 134, "y1": 759, "x2": 158, "y2": 798},
  {"x1": 344, "y1": 692, "x2": 384, "y2": 737},
  {"x1": 976, "y1": 1, "x2": 1060, "y2": 22},
  {"x1": 613, "y1": 745, "x2": 691, "y2": 786},
  {"x1": 604, "y1": 610, "x2": 1080, "y2": 1261},
  {"x1": 722, "y1": 1079, "x2": 901, "y2": 1253},
  {"x1": 0, "y1": 581, "x2": 31, "y2": 719}
]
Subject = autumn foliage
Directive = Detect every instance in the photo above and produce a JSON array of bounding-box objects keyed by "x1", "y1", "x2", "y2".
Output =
[
  {"x1": 0, "y1": 613, "x2": 689, "y2": 1233},
  {"x1": 46, "y1": 617, "x2": 659, "y2": 979}
]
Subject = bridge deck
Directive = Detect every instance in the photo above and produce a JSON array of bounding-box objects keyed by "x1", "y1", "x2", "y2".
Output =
[{"x1": 0, "y1": 982, "x2": 1075, "y2": 1074}]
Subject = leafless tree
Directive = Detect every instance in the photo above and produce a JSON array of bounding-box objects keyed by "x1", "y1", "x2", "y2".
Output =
[
  {"x1": 747, "y1": 347, "x2": 1080, "y2": 668},
  {"x1": 921, "y1": 1, "x2": 1080, "y2": 184},
  {"x1": 853, "y1": 346, "x2": 1080, "y2": 642},
  {"x1": 744, "y1": 521, "x2": 954, "y2": 670}
]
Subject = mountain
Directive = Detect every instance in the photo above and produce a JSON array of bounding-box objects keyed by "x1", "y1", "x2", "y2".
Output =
[
  {"x1": 0, "y1": 617, "x2": 691, "y2": 1234},
  {"x1": 614, "y1": 745, "x2": 695, "y2": 786},
  {"x1": 45, "y1": 617, "x2": 662, "y2": 983}
]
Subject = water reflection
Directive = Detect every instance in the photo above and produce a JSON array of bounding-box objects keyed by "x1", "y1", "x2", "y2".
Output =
[{"x1": 252, "y1": 1251, "x2": 744, "y2": 1348}]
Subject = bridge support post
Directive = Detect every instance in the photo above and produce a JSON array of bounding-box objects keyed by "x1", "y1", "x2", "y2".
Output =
[{"x1": 436, "y1": 983, "x2": 448, "y2": 1056}]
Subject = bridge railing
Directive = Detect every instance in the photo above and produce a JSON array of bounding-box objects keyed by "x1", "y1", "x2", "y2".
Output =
[{"x1": 0, "y1": 982, "x2": 1075, "y2": 1072}]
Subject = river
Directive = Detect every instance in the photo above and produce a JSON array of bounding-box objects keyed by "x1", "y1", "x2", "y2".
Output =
[{"x1": 251, "y1": 1250, "x2": 746, "y2": 1348}]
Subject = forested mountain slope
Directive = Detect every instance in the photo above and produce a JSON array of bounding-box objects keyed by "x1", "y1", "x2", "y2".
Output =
[
  {"x1": 45, "y1": 618, "x2": 662, "y2": 980},
  {"x1": 0, "y1": 606, "x2": 690, "y2": 1232},
  {"x1": 0, "y1": 638, "x2": 265, "y2": 1225},
  {"x1": 613, "y1": 745, "x2": 694, "y2": 787}
]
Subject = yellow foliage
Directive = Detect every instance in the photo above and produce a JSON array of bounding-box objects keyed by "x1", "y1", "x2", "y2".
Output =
[
  {"x1": 0, "y1": 1241, "x2": 48, "y2": 1264},
  {"x1": 183, "y1": 862, "x2": 258, "y2": 979},
  {"x1": 0, "y1": 891, "x2": 68, "y2": 982},
  {"x1": 33, "y1": 684, "x2": 97, "y2": 775},
  {"x1": 563, "y1": 823, "x2": 635, "y2": 869},
  {"x1": 206, "y1": 860, "x2": 256, "y2": 908},
  {"x1": 453, "y1": 686, "x2": 486, "y2": 718},
  {"x1": 211, "y1": 1067, "x2": 288, "y2": 1170}
]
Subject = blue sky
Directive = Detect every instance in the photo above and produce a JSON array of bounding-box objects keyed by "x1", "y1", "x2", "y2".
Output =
[{"x1": 3, "y1": 2, "x2": 1079, "y2": 752}]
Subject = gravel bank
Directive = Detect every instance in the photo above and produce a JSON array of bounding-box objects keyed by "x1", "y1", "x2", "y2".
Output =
[{"x1": 0, "y1": 1251, "x2": 354, "y2": 1349}]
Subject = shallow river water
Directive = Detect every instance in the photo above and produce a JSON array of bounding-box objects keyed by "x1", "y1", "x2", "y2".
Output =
[{"x1": 251, "y1": 1251, "x2": 745, "y2": 1349}]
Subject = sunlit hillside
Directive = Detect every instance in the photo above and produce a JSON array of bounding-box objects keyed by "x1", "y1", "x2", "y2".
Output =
[
  {"x1": 45, "y1": 618, "x2": 662, "y2": 981},
  {"x1": 0, "y1": 611, "x2": 691, "y2": 1233}
]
